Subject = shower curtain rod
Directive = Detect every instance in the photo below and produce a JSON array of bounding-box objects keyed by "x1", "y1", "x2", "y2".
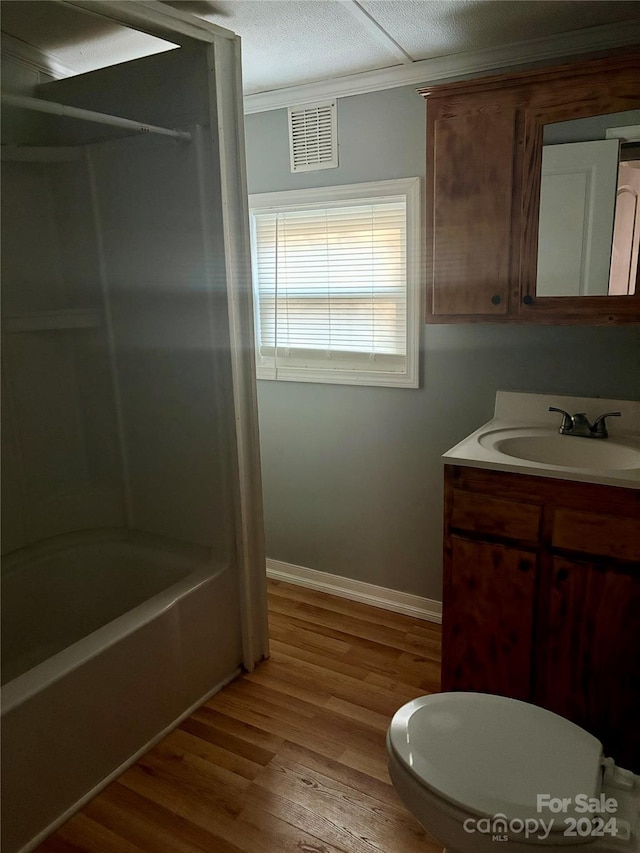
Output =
[{"x1": 1, "y1": 92, "x2": 192, "y2": 142}]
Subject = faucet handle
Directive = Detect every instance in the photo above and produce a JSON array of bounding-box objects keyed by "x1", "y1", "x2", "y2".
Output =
[
  {"x1": 591, "y1": 411, "x2": 621, "y2": 437},
  {"x1": 549, "y1": 406, "x2": 574, "y2": 432}
]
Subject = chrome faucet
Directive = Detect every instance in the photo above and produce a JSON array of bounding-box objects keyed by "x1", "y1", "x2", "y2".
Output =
[{"x1": 548, "y1": 407, "x2": 621, "y2": 439}]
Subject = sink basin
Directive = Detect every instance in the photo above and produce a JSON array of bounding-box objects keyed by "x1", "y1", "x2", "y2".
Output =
[
  {"x1": 443, "y1": 393, "x2": 640, "y2": 487},
  {"x1": 479, "y1": 428, "x2": 640, "y2": 470}
]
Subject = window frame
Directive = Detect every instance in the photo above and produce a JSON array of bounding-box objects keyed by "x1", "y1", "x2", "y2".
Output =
[{"x1": 249, "y1": 177, "x2": 421, "y2": 388}]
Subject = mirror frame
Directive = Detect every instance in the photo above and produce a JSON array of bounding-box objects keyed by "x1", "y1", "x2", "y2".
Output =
[{"x1": 518, "y1": 52, "x2": 640, "y2": 321}]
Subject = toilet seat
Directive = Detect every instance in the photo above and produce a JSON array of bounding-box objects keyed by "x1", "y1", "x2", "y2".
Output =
[{"x1": 388, "y1": 692, "x2": 604, "y2": 824}]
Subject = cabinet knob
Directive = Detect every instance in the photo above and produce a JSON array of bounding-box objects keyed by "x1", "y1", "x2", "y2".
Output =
[
  {"x1": 491, "y1": 295, "x2": 501, "y2": 305},
  {"x1": 523, "y1": 295, "x2": 534, "y2": 305},
  {"x1": 518, "y1": 560, "x2": 530, "y2": 572},
  {"x1": 556, "y1": 569, "x2": 569, "y2": 582}
]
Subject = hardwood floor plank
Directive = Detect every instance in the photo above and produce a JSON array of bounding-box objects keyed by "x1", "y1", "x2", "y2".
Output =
[
  {"x1": 341, "y1": 643, "x2": 410, "y2": 679},
  {"x1": 189, "y1": 705, "x2": 284, "y2": 756},
  {"x1": 363, "y1": 671, "x2": 427, "y2": 702},
  {"x1": 240, "y1": 785, "x2": 380, "y2": 853},
  {"x1": 37, "y1": 580, "x2": 443, "y2": 853},
  {"x1": 46, "y1": 814, "x2": 143, "y2": 853},
  {"x1": 267, "y1": 580, "x2": 438, "y2": 634},
  {"x1": 163, "y1": 728, "x2": 260, "y2": 784},
  {"x1": 403, "y1": 631, "x2": 442, "y2": 661},
  {"x1": 137, "y1": 742, "x2": 246, "y2": 816},
  {"x1": 397, "y1": 651, "x2": 443, "y2": 685},
  {"x1": 323, "y1": 696, "x2": 390, "y2": 731},
  {"x1": 264, "y1": 651, "x2": 416, "y2": 717},
  {"x1": 268, "y1": 618, "x2": 353, "y2": 657},
  {"x1": 37, "y1": 836, "x2": 85, "y2": 853},
  {"x1": 243, "y1": 662, "x2": 333, "y2": 706},
  {"x1": 269, "y1": 637, "x2": 373, "y2": 680},
  {"x1": 337, "y1": 746, "x2": 394, "y2": 786},
  {"x1": 276, "y1": 741, "x2": 395, "y2": 802},
  {"x1": 204, "y1": 693, "x2": 347, "y2": 760},
  {"x1": 236, "y1": 668, "x2": 392, "y2": 742},
  {"x1": 221, "y1": 675, "x2": 320, "y2": 719},
  {"x1": 236, "y1": 796, "x2": 346, "y2": 853},
  {"x1": 417, "y1": 677, "x2": 441, "y2": 693},
  {"x1": 212, "y1": 679, "x2": 387, "y2": 761},
  {"x1": 407, "y1": 621, "x2": 444, "y2": 641},
  {"x1": 117, "y1": 765, "x2": 281, "y2": 853},
  {"x1": 251, "y1": 758, "x2": 436, "y2": 853},
  {"x1": 269, "y1": 610, "x2": 416, "y2": 677},
  {"x1": 268, "y1": 597, "x2": 428, "y2": 656},
  {"x1": 267, "y1": 608, "x2": 403, "y2": 660},
  {"x1": 81, "y1": 784, "x2": 221, "y2": 853},
  {"x1": 104, "y1": 781, "x2": 245, "y2": 852},
  {"x1": 178, "y1": 715, "x2": 275, "y2": 769}
]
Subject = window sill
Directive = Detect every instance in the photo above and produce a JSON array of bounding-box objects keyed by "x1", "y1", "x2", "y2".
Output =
[{"x1": 256, "y1": 367, "x2": 418, "y2": 388}]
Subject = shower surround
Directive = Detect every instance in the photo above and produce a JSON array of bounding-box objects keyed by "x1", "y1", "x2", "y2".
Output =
[{"x1": 1, "y1": 20, "x2": 267, "y2": 853}]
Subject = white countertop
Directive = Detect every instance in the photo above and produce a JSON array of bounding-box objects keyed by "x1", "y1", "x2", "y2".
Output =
[{"x1": 443, "y1": 391, "x2": 640, "y2": 489}]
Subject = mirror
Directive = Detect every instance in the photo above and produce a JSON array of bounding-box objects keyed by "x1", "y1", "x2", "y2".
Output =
[{"x1": 536, "y1": 110, "x2": 640, "y2": 298}]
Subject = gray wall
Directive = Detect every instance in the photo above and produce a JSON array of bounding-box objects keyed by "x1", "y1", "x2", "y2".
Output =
[
  {"x1": 543, "y1": 109, "x2": 640, "y2": 144},
  {"x1": 244, "y1": 85, "x2": 640, "y2": 602}
]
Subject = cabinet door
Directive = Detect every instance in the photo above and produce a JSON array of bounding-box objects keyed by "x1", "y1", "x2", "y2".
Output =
[
  {"x1": 422, "y1": 52, "x2": 640, "y2": 324},
  {"x1": 442, "y1": 536, "x2": 536, "y2": 699},
  {"x1": 539, "y1": 557, "x2": 640, "y2": 772},
  {"x1": 427, "y1": 105, "x2": 517, "y2": 318}
]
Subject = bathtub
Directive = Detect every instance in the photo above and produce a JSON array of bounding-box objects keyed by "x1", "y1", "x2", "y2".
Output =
[{"x1": 1, "y1": 531, "x2": 243, "y2": 853}]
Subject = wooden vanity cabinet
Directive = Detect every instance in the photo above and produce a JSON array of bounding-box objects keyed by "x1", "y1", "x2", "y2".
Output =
[
  {"x1": 541, "y1": 556, "x2": 640, "y2": 768},
  {"x1": 445, "y1": 537, "x2": 537, "y2": 700},
  {"x1": 420, "y1": 52, "x2": 640, "y2": 324},
  {"x1": 442, "y1": 464, "x2": 640, "y2": 770}
]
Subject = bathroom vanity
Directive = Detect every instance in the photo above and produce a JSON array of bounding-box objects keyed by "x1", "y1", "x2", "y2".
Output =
[{"x1": 441, "y1": 393, "x2": 640, "y2": 772}]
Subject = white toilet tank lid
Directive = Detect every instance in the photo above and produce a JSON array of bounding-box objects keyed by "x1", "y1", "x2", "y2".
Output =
[{"x1": 388, "y1": 692, "x2": 603, "y2": 822}]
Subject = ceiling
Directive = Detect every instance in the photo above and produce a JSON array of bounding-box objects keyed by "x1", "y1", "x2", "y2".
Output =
[
  {"x1": 197, "y1": 0, "x2": 640, "y2": 94},
  {"x1": 2, "y1": 0, "x2": 640, "y2": 100}
]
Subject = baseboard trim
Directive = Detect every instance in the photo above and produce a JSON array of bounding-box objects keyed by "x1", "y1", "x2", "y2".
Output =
[{"x1": 266, "y1": 558, "x2": 442, "y2": 624}]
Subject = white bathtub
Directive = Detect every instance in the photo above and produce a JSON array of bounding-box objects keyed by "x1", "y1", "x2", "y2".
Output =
[{"x1": 1, "y1": 532, "x2": 243, "y2": 853}]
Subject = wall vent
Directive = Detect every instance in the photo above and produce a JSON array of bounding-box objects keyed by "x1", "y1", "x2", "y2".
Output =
[{"x1": 288, "y1": 101, "x2": 338, "y2": 173}]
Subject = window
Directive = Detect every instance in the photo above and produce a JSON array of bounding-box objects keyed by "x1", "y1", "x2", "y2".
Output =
[{"x1": 249, "y1": 178, "x2": 420, "y2": 387}]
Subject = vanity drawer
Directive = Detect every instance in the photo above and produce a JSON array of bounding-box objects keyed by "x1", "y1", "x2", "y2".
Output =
[
  {"x1": 553, "y1": 509, "x2": 640, "y2": 562},
  {"x1": 451, "y1": 490, "x2": 541, "y2": 542}
]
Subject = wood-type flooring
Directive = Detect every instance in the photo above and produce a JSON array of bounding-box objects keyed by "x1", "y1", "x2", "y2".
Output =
[{"x1": 38, "y1": 580, "x2": 443, "y2": 853}]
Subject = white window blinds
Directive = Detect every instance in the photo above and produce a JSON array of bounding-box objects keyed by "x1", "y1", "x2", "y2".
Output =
[{"x1": 250, "y1": 179, "x2": 419, "y2": 387}]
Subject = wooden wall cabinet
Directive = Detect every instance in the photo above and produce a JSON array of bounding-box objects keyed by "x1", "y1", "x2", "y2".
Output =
[
  {"x1": 443, "y1": 464, "x2": 640, "y2": 771},
  {"x1": 420, "y1": 52, "x2": 640, "y2": 324}
]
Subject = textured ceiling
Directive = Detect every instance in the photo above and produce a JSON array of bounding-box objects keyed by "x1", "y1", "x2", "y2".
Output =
[
  {"x1": 1, "y1": 0, "x2": 639, "y2": 95},
  {"x1": 356, "y1": 0, "x2": 640, "y2": 62},
  {"x1": 197, "y1": 0, "x2": 404, "y2": 91}
]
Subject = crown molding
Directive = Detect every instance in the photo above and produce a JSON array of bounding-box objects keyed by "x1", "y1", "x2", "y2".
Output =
[
  {"x1": 60, "y1": 0, "x2": 236, "y2": 45},
  {"x1": 0, "y1": 33, "x2": 77, "y2": 80},
  {"x1": 4, "y1": 13, "x2": 638, "y2": 116},
  {"x1": 243, "y1": 20, "x2": 640, "y2": 115}
]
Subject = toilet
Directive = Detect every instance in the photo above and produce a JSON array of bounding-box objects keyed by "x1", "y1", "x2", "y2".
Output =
[{"x1": 387, "y1": 693, "x2": 639, "y2": 853}]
